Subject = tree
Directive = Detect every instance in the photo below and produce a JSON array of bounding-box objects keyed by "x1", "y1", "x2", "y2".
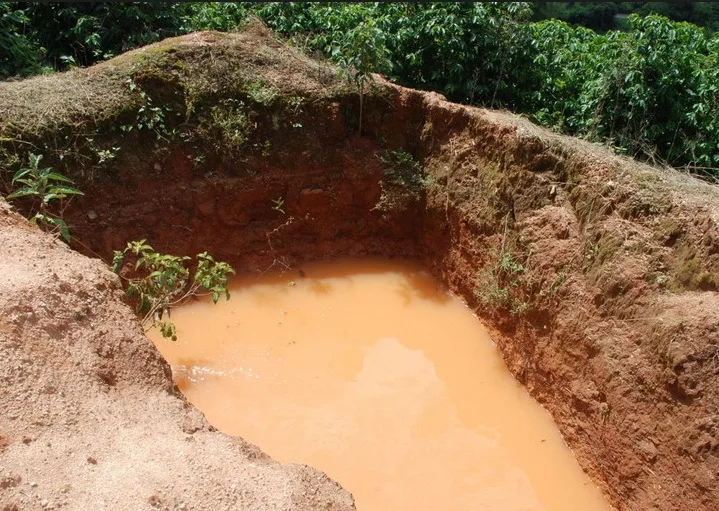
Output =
[
  {"x1": 0, "y1": 3, "x2": 47, "y2": 78},
  {"x1": 332, "y1": 17, "x2": 392, "y2": 135}
]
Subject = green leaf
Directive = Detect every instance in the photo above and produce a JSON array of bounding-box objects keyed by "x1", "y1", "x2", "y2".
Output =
[
  {"x1": 7, "y1": 188, "x2": 38, "y2": 199},
  {"x1": 112, "y1": 251, "x2": 125, "y2": 274},
  {"x1": 46, "y1": 172, "x2": 75, "y2": 184},
  {"x1": 11, "y1": 168, "x2": 31, "y2": 183}
]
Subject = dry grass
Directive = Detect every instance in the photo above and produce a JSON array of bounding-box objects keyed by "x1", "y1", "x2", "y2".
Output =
[{"x1": 0, "y1": 22, "x2": 346, "y2": 142}]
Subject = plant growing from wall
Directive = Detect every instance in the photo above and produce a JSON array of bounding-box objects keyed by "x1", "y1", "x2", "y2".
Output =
[
  {"x1": 7, "y1": 153, "x2": 83, "y2": 241},
  {"x1": 119, "y1": 78, "x2": 178, "y2": 141},
  {"x1": 195, "y1": 98, "x2": 254, "y2": 162},
  {"x1": 271, "y1": 196, "x2": 285, "y2": 214},
  {"x1": 246, "y1": 80, "x2": 278, "y2": 106},
  {"x1": 112, "y1": 240, "x2": 235, "y2": 341},
  {"x1": 474, "y1": 250, "x2": 529, "y2": 316},
  {"x1": 374, "y1": 149, "x2": 433, "y2": 211}
]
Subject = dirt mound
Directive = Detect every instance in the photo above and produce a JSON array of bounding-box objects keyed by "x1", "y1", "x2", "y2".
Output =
[
  {"x1": 0, "y1": 199, "x2": 355, "y2": 510},
  {"x1": 2, "y1": 23, "x2": 719, "y2": 511}
]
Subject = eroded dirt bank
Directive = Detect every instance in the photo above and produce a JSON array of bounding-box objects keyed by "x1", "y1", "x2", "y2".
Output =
[{"x1": 1, "y1": 24, "x2": 718, "y2": 510}]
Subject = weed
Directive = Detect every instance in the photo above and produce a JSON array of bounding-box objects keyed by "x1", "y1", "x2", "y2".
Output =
[
  {"x1": 94, "y1": 146, "x2": 121, "y2": 165},
  {"x1": 112, "y1": 240, "x2": 235, "y2": 340},
  {"x1": 586, "y1": 240, "x2": 599, "y2": 260},
  {"x1": 540, "y1": 272, "x2": 568, "y2": 299},
  {"x1": 474, "y1": 251, "x2": 529, "y2": 316},
  {"x1": 247, "y1": 80, "x2": 278, "y2": 106},
  {"x1": 196, "y1": 98, "x2": 253, "y2": 161},
  {"x1": 585, "y1": 232, "x2": 623, "y2": 269},
  {"x1": 654, "y1": 273, "x2": 669, "y2": 287},
  {"x1": 119, "y1": 78, "x2": 176, "y2": 141},
  {"x1": 286, "y1": 96, "x2": 304, "y2": 128},
  {"x1": 600, "y1": 403, "x2": 611, "y2": 424},
  {"x1": 188, "y1": 153, "x2": 206, "y2": 169},
  {"x1": 7, "y1": 153, "x2": 82, "y2": 241},
  {"x1": 271, "y1": 196, "x2": 285, "y2": 214},
  {"x1": 252, "y1": 139, "x2": 272, "y2": 157},
  {"x1": 287, "y1": 96, "x2": 304, "y2": 112},
  {"x1": 374, "y1": 150, "x2": 433, "y2": 212}
]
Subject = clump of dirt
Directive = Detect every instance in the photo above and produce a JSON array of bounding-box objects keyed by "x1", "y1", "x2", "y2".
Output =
[{"x1": 2, "y1": 22, "x2": 719, "y2": 511}]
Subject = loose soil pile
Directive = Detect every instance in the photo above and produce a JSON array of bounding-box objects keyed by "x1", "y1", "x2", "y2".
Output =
[
  {"x1": 0, "y1": 202, "x2": 354, "y2": 510},
  {"x1": 1, "y1": 23, "x2": 718, "y2": 510}
]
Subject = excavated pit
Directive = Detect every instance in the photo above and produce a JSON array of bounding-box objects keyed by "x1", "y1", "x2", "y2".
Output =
[
  {"x1": 2, "y1": 26, "x2": 719, "y2": 511},
  {"x1": 147, "y1": 257, "x2": 613, "y2": 511}
]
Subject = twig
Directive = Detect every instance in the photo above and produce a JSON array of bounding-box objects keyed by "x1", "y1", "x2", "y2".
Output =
[
  {"x1": 499, "y1": 212, "x2": 509, "y2": 262},
  {"x1": 260, "y1": 216, "x2": 295, "y2": 275}
]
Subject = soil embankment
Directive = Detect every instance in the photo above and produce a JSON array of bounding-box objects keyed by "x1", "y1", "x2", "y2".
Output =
[
  {"x1": 0, "y1": 203, "x2": 354, "y2": 510},
  {"x1": 1, "y1": 24, "x2": 718, "y2": 510}
]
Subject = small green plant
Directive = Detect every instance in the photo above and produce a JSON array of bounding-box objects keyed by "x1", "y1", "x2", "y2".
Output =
[
  {"x1": 586, "y1": 240, "x2": 600, "y2": 260},
  {"x1": 261, "y1": 140, "x2": 272, "y2": 156},
  {"x1": 189, "y1": 153, "x2": 206, "y2": 168},
  {"x1": 252, "y1": 139, "x2": 272, "y2": 157},
  {"x1": 247, "y1": 80, "x2": 278, "y2": 106},
  {"x1": 197, "y1": 98, "x2": 253, "y2": 160},
  {"x1": 119, "y1": 78, "x2": 176, "y2": 140},
  {"x1": 374, "y1": 150, "x2": 433, "y2": 211},
  {"x1": 540, "y1": 272, "x2": 568, "y2": 299},
  {"x1": 474, "y1": 251, "x2": 529, "y2": 316},
  {"x1": 94, "y1": 145, "x2": 121, "y2": 165},
  {"x1": 112, "y1": 240, "x2": 235, "y2": 340},
  {"x1": 380, "y1": 150, "x2": 429, "y2": 189},
  {"x1": 7, "y1": 153, "x2": 83, "y2": 241},
  {"x1": 286, "y1": 96, "x2": 304, "y2": 128},
  {"x1": 287, "y1": 96, "x2": 304, "y2": 111},
  {"x1": 600, "y1": 403, "x2": 611, "y2": 424},
  {"x1": 271, "y1": 196, "x2": 285, "y2": 214}
]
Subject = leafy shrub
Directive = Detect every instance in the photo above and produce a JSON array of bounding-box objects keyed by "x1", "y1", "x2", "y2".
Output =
[
  {"x1": 195, "y1": 98, "x2": 254, "y2": 161},
  {"x1": 332, "y1": 16, "x2": 392, "y2": 134},
  {"x1": 246, "y1": 80, "x2": 279, "y2": 106},
  {"x1": 7, "y1": 154, "x2": 83, "y2": 241},
  {"x1": 112, "y1": 240, "x2": 235, "y2": 341},
  {"x1": 0, "y1": 4, "x2": 48, "y2": 78},
  {"x1": 22, "y1": 2, "x2": 186, "y2": 69},
  {"x1": 4, "y1": 3, "x2": 719, "y2": 176}
]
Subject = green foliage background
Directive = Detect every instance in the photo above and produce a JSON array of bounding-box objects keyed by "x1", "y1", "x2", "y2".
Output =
[{"x1": 3, "y1": 2, "x2": 719, "y2": 177}]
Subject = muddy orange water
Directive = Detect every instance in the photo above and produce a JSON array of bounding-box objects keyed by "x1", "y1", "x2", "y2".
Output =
[{"x1": 149, "y1": 259, "x2": 612, "y2": 511}]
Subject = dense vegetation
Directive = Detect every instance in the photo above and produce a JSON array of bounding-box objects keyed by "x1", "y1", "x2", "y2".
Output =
[
  {"x1": 533, "y1": 2, "x2": 719, "y2": 32},
  {"x1": 3, "y1": 2, "x2": 719, "y2": 178}
]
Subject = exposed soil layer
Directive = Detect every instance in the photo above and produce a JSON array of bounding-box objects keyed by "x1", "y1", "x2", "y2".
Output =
[{"x1": 1, "y1": 25, "x2": 718, "y2": 510}]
